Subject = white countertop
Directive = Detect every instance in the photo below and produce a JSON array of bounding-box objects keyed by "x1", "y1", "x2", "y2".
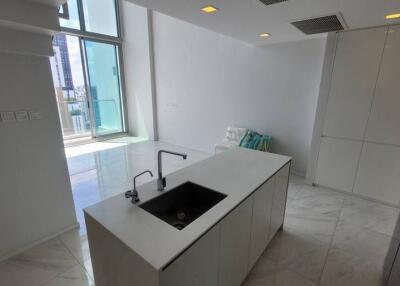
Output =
[{"x1": 84, "y1": 147, "x2": 291, "y2": 271}]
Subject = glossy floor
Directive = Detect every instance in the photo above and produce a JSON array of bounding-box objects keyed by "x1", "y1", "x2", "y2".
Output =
[{"x1": 0, "y1": 140, "x2": 399, "y2": 286}]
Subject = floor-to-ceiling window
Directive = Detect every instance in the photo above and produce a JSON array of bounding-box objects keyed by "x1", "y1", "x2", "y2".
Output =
[{"x1": 50, "y1": 0, "x2": 126, "y2": 142}]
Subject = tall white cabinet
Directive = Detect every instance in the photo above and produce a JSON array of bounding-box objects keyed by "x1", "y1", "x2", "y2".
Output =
[{"x1": 312, "y1": 25, "x2": 400, "y2": 206}]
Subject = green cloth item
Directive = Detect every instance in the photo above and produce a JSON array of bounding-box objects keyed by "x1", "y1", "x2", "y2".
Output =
[{"x1": 239, "y1": 130, "x2": 271, "y2": 152}]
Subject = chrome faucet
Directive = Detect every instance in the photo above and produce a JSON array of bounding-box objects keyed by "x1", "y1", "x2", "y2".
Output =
[
  {"x1": 157, "y1": 150, "x2": 187, "y2": 191},
  {"x1": 125, "y1": 170, "x2": 153, "y2": 204}
]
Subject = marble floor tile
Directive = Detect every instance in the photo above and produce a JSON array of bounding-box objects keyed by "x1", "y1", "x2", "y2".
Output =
[
  {"x1": 330, "y1": 221, "x2": 391, "y2": 259},
  {"x1": 43, "y1": 264, "x2": 94, "y2": 286},
  {"x1": 320, "y1": 248, "x2": 386, "y2": 286},
  {"x1": 286, "y1": 185, "x2": 346, "y2": 224},
  {"x1": 59, "y1": 229, "x2": 90, "y2": 265},
  {"x1": 263, "y1": 220, "x2": 334, "y2": 282},
  {"x1": 0, "y1": 239, "x2": 78, "y2": 286},
  {"x1": 320, "y1": 220, "x2": 392, "y2": 286},
  {"x1": 244, "y1": 256, "x2": 318, "y2": 286},
  {"x1": 340, "y1": 196, "x2": 399, "y2": 236}
]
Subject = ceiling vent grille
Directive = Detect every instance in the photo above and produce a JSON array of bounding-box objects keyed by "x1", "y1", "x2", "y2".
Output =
[
  {"x1": 259, "y1": 0, "x2": 288, "y2": 6},
  {"x1": 291, "y1": 14, "x2": 346, "y2": 35}
]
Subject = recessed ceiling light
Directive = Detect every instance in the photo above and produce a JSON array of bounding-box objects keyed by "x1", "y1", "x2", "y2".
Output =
[
  {"x1": 201, "y1": 5, "x2": 218, "y2": 14},
  {"x1": 385, "y1": 13, "x2": 400, "y2": 20},
  {"x1": 259, "y1": 33, "x2": 270, "y2": 38}
]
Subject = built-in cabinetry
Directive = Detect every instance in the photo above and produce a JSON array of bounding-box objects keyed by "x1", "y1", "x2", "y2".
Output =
[
  {"x1": 311, "y1": 25, "x2": 400, "y2": 206},
  {"x1": 99, "y1": 163, "x2": 290, "y2": 286},
  {"x1": 159, "y1": 163, "x2": 290, "y2": 286}
]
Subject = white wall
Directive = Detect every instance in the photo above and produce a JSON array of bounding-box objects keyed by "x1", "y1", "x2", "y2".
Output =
[
  {"x1": 0, "y1": 1, "x2": 77, "y2": 260},
  {"x1": 151, "y1": 13, "x2": 326, "y2": 175},
  {"x1": 121, "y1": 1, "x2": 157, "y2": 140}
]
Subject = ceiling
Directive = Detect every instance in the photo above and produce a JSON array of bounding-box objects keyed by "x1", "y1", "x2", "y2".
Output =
[{"x1": 126, "y1": 0, "x2": 400, "y2": 45}]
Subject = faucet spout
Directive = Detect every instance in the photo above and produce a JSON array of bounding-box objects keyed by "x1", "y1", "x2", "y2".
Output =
[
  {"x1": 157, "y1": 150, "x2": 187, "y2": 191},
  {"x1": 125, "y1": 170, "x2": 153, "y2": 204}
]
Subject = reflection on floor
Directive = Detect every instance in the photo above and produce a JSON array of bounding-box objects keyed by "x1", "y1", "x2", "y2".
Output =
[{"x1": 0, "y1": 140, "x2": 399, "y2": 286}]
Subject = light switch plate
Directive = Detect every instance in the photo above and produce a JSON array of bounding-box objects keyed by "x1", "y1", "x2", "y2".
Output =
[
  {"x1": 15, "y1": 111, "x2": 29, "y2": 122},
  {"x1": 1, "y1": 111, "x2": 16, "y2": 123},
  {"x1": 29, "y1": 110, "x2": 42, "y2": 120}
]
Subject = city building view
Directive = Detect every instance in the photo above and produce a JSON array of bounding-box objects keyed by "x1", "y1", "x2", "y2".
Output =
[{"x1": 50, "y1": 34, "x2": 91, "y2": 140}]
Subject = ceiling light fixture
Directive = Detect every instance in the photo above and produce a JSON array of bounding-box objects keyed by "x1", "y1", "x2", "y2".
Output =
[
  {"x1": 386, "y1": 13, "x2": 400, "y2": 20},
  {"x1": 201, "y1": 5, "x2": 218, "y2": 14},
  {"x1": 259, "y1": 33, "x2": 270, "y2": 38}
]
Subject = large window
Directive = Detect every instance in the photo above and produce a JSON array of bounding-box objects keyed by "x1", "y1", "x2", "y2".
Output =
[{"x1": 51, "y1": 0, "x2": 125, "y2": 141}]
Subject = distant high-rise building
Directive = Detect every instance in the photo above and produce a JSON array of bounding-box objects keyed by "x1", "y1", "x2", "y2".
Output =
[{"x1": 52, "y1": 34, "x2": 74, "y2": 91}]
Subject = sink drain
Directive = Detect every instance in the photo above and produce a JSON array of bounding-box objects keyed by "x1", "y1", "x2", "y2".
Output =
[{"x1": 172, "y1": 222, "x2": 186, "y2": 230}]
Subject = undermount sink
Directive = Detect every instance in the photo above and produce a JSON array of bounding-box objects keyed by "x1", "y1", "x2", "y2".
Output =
[{"x1": 139, "y1": 181, "x2": 227, "y2": 230}]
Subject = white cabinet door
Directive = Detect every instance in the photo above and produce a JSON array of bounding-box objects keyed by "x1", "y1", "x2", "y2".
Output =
[
  {"x1": 323, "y1": 27, "x2": 387, "y2": 139},
  {"x1": 160, "y1": 224, "x2": 220, "y2": 286},
  {"x1": 353, "y1": 143, "x2": 400, "y2": 206},
  {"x1": 248, "y1": 177, "x2": 275, "y2": 269},
  {"x1": 269, "y1": 164, "x2": 290, "y2": 239},
  {"x1": 219, "y1": 196, "x2": 253, "y2": 286},
  {"x1": 315, "y1": 137, "x2": 363, "y2": 192},
  {"x1": 365, "y1": 26, "x2": 400, "y2": 145}
]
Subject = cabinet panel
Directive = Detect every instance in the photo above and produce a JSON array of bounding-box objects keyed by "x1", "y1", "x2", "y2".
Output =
[
  {"x1": 248, "y1": 178, "x2": 275, "y2": 269},
  {"x1": 353, "y1": 143, "x2": 400, "y2": 206},
  {"x1": 365, "y1": 26, "x2": 400, "y2": 145},
  {"x1": 219, "y1": 196, "x2": 253, "y2": 286},
  {"x1": 160, "y1": 224, "x2": 220, "y2": 286},
  {"x1": 315, "y1": 137, "x2": 362, "y2": 192},
  {"x1": 269, "y1": 164, "x2": 290, "y2": 239},
  {"x1": 323, "y1": 27, "x2": 387, "y2": 139}
]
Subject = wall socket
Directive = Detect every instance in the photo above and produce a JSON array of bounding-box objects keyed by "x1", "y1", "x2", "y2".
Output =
[
  {"x1": 15, "y1": 111, "x2": 29, "y2": 122},
  {"x1": 1, "y1": 111, "x2": 16, "y2": 123},
  {"x1": 29, "y1": 110, "x2": 42, "y2": 120},
  {"x1": 0, "y1": 110, "x2": 42, "y2": 123}
]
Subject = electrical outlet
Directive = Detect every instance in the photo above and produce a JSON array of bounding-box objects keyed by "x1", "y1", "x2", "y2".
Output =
[
  {"x1": 29, "y1": 110, "x2": 42, "y2": 120},
  {"x1": 15, "y1": 111, "x2": 29, "y2": 122},
  {"x1": 1, "y1": 111, "x2": 16, "y2": 123}
]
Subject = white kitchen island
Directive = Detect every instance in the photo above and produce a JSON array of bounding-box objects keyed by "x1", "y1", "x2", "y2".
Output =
[{"x1": 84, "y1": 147, "x2": 291, "y2": 286}]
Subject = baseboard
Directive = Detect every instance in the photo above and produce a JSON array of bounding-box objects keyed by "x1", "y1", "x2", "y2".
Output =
[
  {"x1": 312, "y1": 183, "x2": 400, "y2": 209},
  {"x1": 0, "y1": 222, "x2": 80, "y2": 263}
]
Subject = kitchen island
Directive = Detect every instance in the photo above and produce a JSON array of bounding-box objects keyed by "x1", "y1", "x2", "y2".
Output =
[{"x1": 84, "y1": 147, "x2": 291, "y2": 286}]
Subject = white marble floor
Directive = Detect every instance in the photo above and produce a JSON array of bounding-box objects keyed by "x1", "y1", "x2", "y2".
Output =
[{"x1": 0, "y1": 139, "x2": 399, "y2": 286}]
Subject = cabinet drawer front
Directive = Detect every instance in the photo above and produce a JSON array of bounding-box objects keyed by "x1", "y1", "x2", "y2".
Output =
[
  {"x1": 274, "y1": 164, "x2": 290, "y2": 207},
  {"x1": 249, "y1": 177, "x2": 275, "y2": 269},
  {"x1": 161, "y1": 225, "x2": 220, "y2": 286},
  {"x1": 219, "y1": 196, "x2": 253, "y2": 286},
  {"x1": 270, "y1": 164, "x2": 290, "y2": 239}
]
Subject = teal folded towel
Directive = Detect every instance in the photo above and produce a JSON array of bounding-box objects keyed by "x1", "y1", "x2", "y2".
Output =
[{"x1": 239, "y1": 131, "x2": 271, "y2": 152}]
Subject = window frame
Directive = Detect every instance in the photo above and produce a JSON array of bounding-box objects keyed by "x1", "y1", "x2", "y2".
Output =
[
  {"x1": 57, "y1": 0, "x2": 128, "y2": 138},
  {"x1": 58, "y1": 3, "x2": 70, "y2": 20}
]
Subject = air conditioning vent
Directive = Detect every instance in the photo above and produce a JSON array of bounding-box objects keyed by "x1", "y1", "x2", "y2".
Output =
[
  {"x1": 259, "y1": 0, "x2": 288, "y2": 6},
  {"x1": 291, "y1": 14, "x2": 346, "y2": 35}
]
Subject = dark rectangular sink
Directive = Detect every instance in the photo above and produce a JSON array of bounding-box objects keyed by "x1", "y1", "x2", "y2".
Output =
[{"x1": 139, "y1": 181, "x2": 227, "y2": 230}]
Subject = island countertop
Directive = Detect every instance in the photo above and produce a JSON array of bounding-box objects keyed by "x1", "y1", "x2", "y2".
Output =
[{"x1": 84, "y1": 147, "x2": 291, "y2": 271}]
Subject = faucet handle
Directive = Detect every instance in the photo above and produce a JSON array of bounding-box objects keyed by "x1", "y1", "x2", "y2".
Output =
[{"x1": 125, "y1": 190, "x2": 133, "y2": 198}]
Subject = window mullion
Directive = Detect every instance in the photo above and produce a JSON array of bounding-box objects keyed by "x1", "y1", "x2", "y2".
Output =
[{"x1": 77, "y1": 0, "x2": 86, "y2": 32}]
